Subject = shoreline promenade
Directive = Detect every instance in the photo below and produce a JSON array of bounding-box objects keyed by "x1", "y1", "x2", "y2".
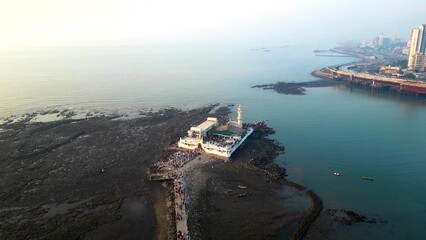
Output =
[{"x1": 314, "y1": 67, "x2": 426, "y2": 95}]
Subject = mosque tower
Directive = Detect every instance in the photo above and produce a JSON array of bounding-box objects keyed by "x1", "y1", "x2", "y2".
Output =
[{"x1": 237, "y1": 105, "x2": 243, "y2": 127}]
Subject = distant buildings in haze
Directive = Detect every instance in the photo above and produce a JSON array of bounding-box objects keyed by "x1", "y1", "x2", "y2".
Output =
[{"x1": 360, "y1": 32, "x2": 403, "y2": 49}]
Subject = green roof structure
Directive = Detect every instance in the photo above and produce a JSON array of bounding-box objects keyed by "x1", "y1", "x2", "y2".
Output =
[{"x1": 213, "y1": 130, "x2": 237, "y2": 137}]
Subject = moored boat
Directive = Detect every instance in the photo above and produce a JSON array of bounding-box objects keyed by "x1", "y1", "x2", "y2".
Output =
[
  {"x1": 237, "y1": 185, "x2": 247, "y2": 189},
  {"x1": 361, "y1": 176, "x2": 374, "y2": 181}
]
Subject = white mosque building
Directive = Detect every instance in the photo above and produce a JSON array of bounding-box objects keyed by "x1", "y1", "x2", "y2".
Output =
[{"x1": 178, "y1": 105, "x2": 253, "y2": 158}]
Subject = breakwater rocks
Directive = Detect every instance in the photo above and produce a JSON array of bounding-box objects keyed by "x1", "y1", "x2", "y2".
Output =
[
  {"x1": 252, "y1": 80, "x2": 341, "y2": 95},
  {"x1": 290, "y1": 190, "x2": 323, "y2": 240},
  {"x1": 327, "y1": 209, "x2": 387, "y2": 226},
  {"x1": 304, "y1": 207, "x2": 389, "y2": 239}
]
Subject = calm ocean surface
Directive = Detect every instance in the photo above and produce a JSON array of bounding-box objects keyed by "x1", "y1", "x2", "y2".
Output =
[{"x1": 1, "y1": 44, "x2": 426, "y2": 239}]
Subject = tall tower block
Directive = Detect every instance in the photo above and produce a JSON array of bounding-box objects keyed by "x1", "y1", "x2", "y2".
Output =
[
  {"x1": 237, "y1": 105, "x2": 243, "y2": 127},
  {"x1": 408, "y1": 24, "x2": 426, "y2": 70}
]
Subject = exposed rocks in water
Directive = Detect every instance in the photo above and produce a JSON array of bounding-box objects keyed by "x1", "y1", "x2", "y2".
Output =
[
  {"x1": 244, "y1": 121, "x2": 276, "y2": 137},
  {"x1": 327, "y1": 209, "x2": 387, "y2": 226},
  {"x1": 252, "y1": 79, "x2": 341, "y2": 95},
  {"x1": 1, "y1": 109, "x2": 79, "y2": 125},
  {"x1": 304, "y1": 208, "x2": 389, "y2": 240},
  {"x1": 239, "y1": 121, "x2": 285, "y2": 179}
]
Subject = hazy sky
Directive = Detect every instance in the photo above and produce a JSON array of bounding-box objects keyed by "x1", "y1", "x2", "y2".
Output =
[{"x1": 0, "y1": 0, "x2": 424, "y2": 48}]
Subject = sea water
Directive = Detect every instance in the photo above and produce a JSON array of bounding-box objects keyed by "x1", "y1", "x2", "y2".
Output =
[{"x1": 1, "y1": 43, "x2": 425, "y2": 239}]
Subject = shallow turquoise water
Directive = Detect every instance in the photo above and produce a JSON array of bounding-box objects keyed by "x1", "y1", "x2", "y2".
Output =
[
  {"x1": 1, "y1": 44, "x2": 426, "y2": 239},
  {"x1": 252, "y1": 87, "x2": 426, "y2": 239}
]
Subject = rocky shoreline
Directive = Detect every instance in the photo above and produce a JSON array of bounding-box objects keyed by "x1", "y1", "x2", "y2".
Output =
[
  {"x1": 0, "y1": 104, "x2": 327, "y2": 239},
  {"x1": 184, "y1": 119, "x2": 327, "y2": 240},
  {"x1": 0, "y1": 105, "x2": 229, "y2": 239}
]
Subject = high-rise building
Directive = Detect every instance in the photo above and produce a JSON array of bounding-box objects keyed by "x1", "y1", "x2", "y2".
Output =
[
  {"x1": 392, "y1": 32, "x2": 402, "y2": 42},
  {"x1": 360, "y1": 39, "x2": 367, "y2": 48},
  {"x1": 378, "y1": 33, "x2": 385, "y2": 46},
  {"x1": 369, "y1": 37, "x2": 376, "y2": 48},
  {"x1": 408, "y1": 24, "x2": 426, "y2": 71}
]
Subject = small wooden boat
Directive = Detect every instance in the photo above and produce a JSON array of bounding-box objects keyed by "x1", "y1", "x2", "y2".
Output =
[
  {"x1": 237, "y1": 185, "x2": 247, "y2": 189},
  {"x1": 333, "y1": 172, "x2": 342, "y2": 176},
  {"x1": 237, "y1": 193, "x2": 247, "y2": 197},
  {"x1": 361, "y1": 176, "x2": 374, "y2": 181}
]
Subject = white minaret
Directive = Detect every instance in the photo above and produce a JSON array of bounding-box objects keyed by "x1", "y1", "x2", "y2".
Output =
[{"x1": 237, "y1": 105, "x2": 243, "y2": 127}]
